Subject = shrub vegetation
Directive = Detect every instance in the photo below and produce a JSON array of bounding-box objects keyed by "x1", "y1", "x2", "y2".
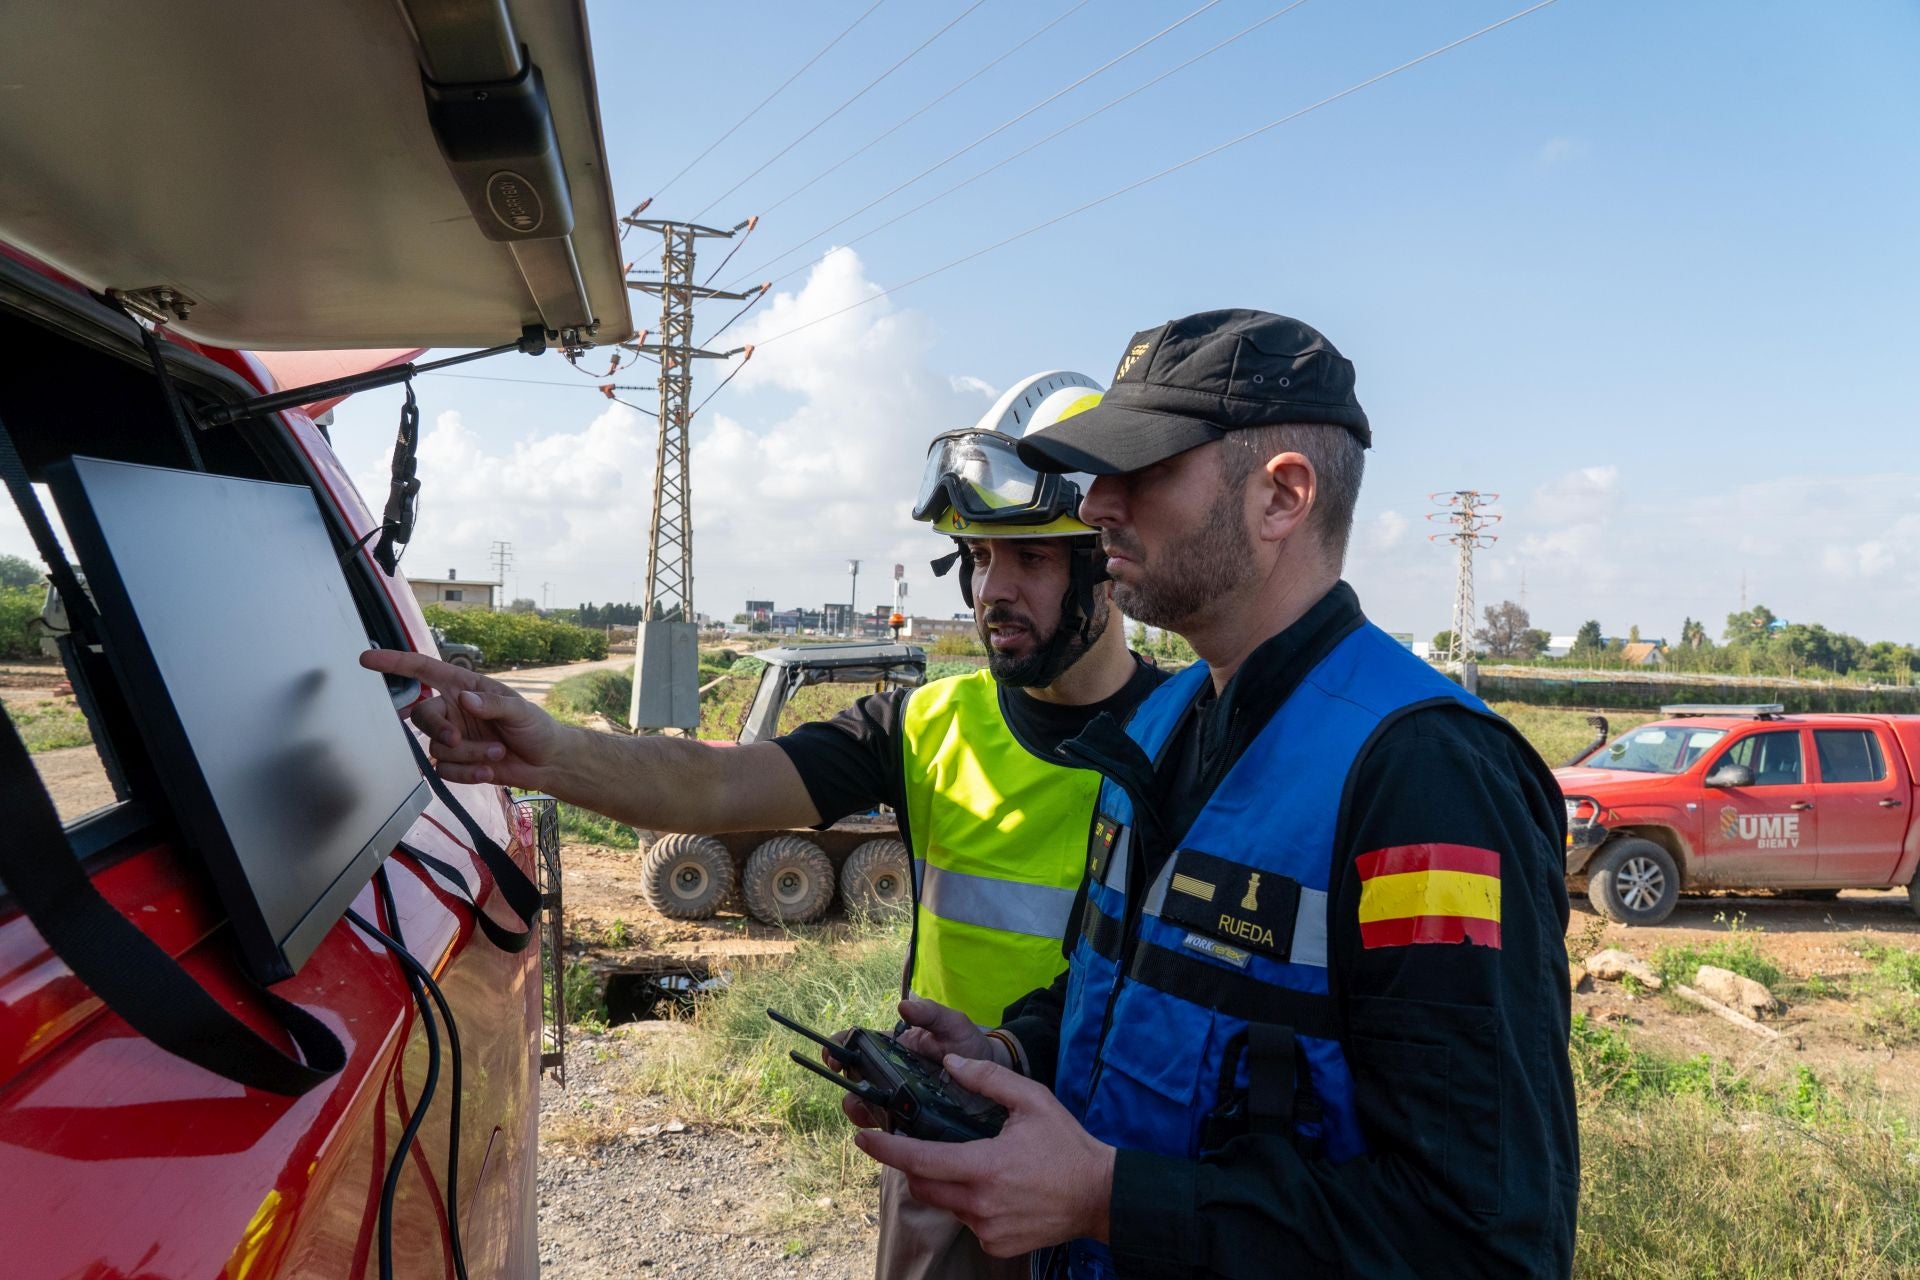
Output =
[{"x1": 423, "y1": 603, "x2": 607, "y2": 665}]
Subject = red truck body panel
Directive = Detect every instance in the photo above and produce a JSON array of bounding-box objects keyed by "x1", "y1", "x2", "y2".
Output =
[
  {"x1": 0, "y1": 250, "x2": 540, "y2": 1276},
  {"x1": 1556, "y1": 712, "x2": 1920, "y2": 891}
]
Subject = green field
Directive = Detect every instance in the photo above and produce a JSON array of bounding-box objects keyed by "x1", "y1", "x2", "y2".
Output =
[{"x1": 3, "y1": 697, "x2": 92, "y2": 753}]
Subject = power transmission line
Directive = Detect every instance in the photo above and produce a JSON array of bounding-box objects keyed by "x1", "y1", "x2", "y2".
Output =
[
  {"x1": 731, "y1": 0, "x2": 1229, "y2": 284},
  {"x1": 755, "y1": 0, "x2": 1095, "y2": 220},
  {"x1": 690, "y1": 0, "x2": 991, "y2": 222},
  {"x1": 739, "y1": 0, "x2": 1316, "y2": 296},
  {"x1": 748, "y1": 0, "x2": 1563, "y2": 354},
  {"x1": 649, "y1": 0, "x2": 891, "y2": 204}
]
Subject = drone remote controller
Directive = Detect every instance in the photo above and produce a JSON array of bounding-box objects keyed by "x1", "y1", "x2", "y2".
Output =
[{"x1": 767, "y1": 1008, "x2": 1006, "y2": 1143}]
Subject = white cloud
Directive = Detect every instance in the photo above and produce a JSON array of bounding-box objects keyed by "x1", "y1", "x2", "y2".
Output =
[
  {"x1": 1371, "y1": 509, "x2": 1408, "y2": 550},
  {"x1": 342, "y1": 248, "x2": 996, "y2": 617},
  {"x1": 1350, "y1": 466, "x2": 1920, "y2": 644}
]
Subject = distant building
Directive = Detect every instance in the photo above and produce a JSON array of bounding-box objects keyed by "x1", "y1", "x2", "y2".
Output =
[
  {"x1": 1619, "y1": 641, "x2": 1664, "y2": 667},
  {"x1": 822, "y1": 602, "x2": 853, "y2": 634},
  {"x1": 744, "y1": 599, "x2": 773, "y2": 621},
  {"x1": 1546, "y1": 634, "x2": 1578, "y2": 658},
  {"x1": 903, "y1": 615, "x2": 975, "y2": 640},
  {"x1": 410, "y1": 569, "x2": 496, "y2": 612}
]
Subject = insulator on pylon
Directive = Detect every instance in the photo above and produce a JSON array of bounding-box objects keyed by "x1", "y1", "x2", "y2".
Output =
[{"x1": 599, "y1": 384, "x2": 616, "y2": 398}]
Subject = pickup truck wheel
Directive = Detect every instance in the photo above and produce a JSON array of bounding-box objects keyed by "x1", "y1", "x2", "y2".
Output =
[
  {"x1": 447, "y1": 654, "x2": 474, "y2": 671},
  {"x1": 1588, "y1": 838, "x2": 1680, "y2": 926},
  {"x1": 1908, "y1": 869, "x2": 1920, "y2": 920},
  {"x1": 743, "y1": 836, "x2": 835, "y2": 925},
  {"x1": 841, "y1": 838, "x2": 911, "y2": 922},
  {"x1": 640, "y1": 834, "x2": 735, "y2": 920}
]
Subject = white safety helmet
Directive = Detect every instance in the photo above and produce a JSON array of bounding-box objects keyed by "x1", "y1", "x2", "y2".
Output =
[{"x1": 914, "y1": 371, "x2": 1105, "y2": 539}]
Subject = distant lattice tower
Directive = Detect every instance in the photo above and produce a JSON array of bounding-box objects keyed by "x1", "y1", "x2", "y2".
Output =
[
  {"x1": 620, "y1": 207, "x2": 761, "y2": 729},
  {"x1": 1427, "y1": 491, "x2": 1501, "y2": 666}
]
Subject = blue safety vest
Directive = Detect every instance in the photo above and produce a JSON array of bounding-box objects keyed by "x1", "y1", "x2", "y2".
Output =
[{"x1": 1051, "y1": 623, "x2": 1487, "y2": 1278}]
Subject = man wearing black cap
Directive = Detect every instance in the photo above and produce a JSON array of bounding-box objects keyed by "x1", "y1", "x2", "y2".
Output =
[{"x1": 849, "y1": 310, "x2": 1579, "y2": 1279}]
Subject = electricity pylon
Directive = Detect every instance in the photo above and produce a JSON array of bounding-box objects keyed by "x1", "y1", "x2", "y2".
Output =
[
  {"x1": 619, "y1": 206, "x2": 759, "y2": 729},
  {"x1": 1427, "y1": 491, "x2": 1500, "y2": 666}
]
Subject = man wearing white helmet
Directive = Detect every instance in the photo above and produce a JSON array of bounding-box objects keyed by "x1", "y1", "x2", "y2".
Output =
[
  {"x1": 360, "y1": 371, "x2": 1164, "y2": 1280},
  {"x1": 802, "y1": 371, "x2": 1163, "y2": 1279}
]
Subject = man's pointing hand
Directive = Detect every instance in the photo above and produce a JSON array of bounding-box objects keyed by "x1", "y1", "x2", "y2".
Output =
[{"x1": 359, "y1": 647, "x2": 563, "y2": 787}]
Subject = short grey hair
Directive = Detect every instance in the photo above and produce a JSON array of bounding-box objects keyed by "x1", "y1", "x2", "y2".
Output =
[{"x1": 1219, "y1": 424, "x2": 1366, "y2": 564}]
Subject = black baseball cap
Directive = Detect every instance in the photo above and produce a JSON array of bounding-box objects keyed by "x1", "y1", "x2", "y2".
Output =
[{"x1": 1016, "y1": 309, "x2": 1370, "y2": 475}]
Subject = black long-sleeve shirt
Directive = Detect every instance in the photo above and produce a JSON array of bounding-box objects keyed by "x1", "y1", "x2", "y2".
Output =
[{"x1": 1002, "y1": 584, "x2": 1579, "y2": 1279}]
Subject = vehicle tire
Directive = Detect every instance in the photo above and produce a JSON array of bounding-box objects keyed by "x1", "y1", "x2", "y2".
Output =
[
  {"x1": 743, "y1": 835, "x2": 836, "y2": 925},
  {"x1": 640, "y1": 833, "x2": 735, "y2": 920},
  {"x1": 1587, "y1": 837, "x2": 1680, "y2": 926},
  {"x1": 447, "y1": 654, "x2": 475, "y2": 671},
  {"x1": 841, "y1": 838, "x2": 911, "y2": 922},
  {"x1": 1908, "y1": 869, "x2": 1920, "y2": 920}
]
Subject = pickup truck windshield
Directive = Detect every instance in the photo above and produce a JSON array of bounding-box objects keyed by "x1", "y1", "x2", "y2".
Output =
[{"x1": 1585, "y1": 725, "x2": 1727, "y2": 774}]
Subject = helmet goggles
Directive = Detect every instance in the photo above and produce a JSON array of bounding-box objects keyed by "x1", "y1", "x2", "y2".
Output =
[{"x1": 911, "y1": 429, "x2": 1083, "y2": 528}]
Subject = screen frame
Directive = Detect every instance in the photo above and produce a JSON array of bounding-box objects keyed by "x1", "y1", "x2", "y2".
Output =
[{"x1": 45, "y1": 455, "x2": 428, "y2": 984}]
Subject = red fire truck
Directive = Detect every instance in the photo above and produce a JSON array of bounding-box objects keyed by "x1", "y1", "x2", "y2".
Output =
[{"x1": 0, "y1": 2, "x2": 631, "y2": 1273}]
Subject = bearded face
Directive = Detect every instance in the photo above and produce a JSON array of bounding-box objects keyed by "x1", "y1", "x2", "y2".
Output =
[
  {"x1": 968, "y1": 537, "x2": 1110, "y2": 688},
  {"x1": 1101, "y1": 494, "x2": 1254, "y2": 631}
]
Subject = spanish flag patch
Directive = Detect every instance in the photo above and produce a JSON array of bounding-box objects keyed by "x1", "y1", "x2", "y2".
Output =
[{"x1": 1355, "y1": 844, "x2": 1502, "y2": 949}]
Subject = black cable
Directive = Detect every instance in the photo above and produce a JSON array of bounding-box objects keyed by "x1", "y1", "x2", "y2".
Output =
[
  {"x1": 688, "y1": 355, "x2": 753, "y2": 422},
  {"x1": 728, "y1": 0, "x2": 1227, "y2": 286},
  {"x1": 754, "y1": 0, "x2": 1093, "y2": 220},
  {"x1": 699, "y1": 221, "x2": 757, "y2": 287},
  {"x1": 652, "y1": 0, "x2": 890, "y2": 203},
  {"x1": 351, "y1": 869, "x2": 470, "y2": 1280},
  {"x1": 690, "y1": 0, "x2": 989, "y2": 221},
  {"x1": 700, "y1": 287, "x2": 769, "y2": 348},
  {"x1": 352, "y1": 889, "x2": 441, "y2": 1280},
  {"x1": 751, "y1": 0, "x2": 1566, "y2": 351},
  {"x1": 368, "y1": 866, "x2": 470, "y2": 1280},
  {"x1": 740, "y1": 0, "x2": 1316, "y2": 297},
  {"x1": 125, "y1": 311, "x2": 206, "y2": 472}
]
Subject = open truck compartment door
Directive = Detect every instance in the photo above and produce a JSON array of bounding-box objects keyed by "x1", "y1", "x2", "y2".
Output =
[{"x1": 0, "y1": 0, "x2": 632, "y2": 350}]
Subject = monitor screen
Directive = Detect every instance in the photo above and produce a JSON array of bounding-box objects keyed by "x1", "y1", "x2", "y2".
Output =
[{"x1": 47, "y1": 456, "x2": 428, "y2": 984}]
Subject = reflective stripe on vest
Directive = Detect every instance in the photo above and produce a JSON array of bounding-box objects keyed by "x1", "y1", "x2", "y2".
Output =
[
  {"x1": 914, "y1": 858, "x2": 1079, "y2": 940},
  {"x1": 900, "y1": 669, "x2": 1101, "y2": 1026},
  {"x1": 1052, "y1": 624, "x2": 1492, "y2": 1280}
]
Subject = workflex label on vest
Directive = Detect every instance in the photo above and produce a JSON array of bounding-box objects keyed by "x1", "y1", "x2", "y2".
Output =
[
  {"x1": 1181, "y1": 932, "x2": 1252, "y2": 969},
  {"x1": 1161, "y1": 848, "x2": 1300, "y2": 962}
]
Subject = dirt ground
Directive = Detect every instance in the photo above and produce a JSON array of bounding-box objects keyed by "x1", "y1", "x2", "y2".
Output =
[
  {"x1": 541, "y1": 850, "x2": 1920, "y2": 1278},
  {"x1": 1568, "y1": 889, "x2": 1920, "y2": 1110},
  {"x1": 539, "y1": 1024, "x2": 874, "y2": 1279}
]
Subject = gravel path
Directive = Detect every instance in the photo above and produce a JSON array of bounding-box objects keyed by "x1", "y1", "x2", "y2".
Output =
[{"x1": 539, "y1": 1025, "x2": 876, "y2": 1278}]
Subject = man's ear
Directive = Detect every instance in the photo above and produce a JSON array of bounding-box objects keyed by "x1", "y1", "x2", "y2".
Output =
[{"x1": 1253, "y1": 451, "x2": 1316, "y2": 545}]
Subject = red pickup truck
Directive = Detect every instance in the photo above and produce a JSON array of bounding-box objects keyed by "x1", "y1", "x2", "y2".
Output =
[{"x1": 1557, "y1": 705, "x2": 1920, "y2": 925}]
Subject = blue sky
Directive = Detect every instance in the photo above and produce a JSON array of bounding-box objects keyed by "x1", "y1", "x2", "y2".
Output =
[{"x1": 211, "y1": 2, "x2": 1920, "y2": 639}]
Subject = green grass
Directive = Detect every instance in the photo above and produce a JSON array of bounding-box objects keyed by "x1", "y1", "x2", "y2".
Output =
[
  {"x1": 1488, "y1": 702, "x2": 1659, "y2": 767},
  {"x1": 546, "y1": 669, "x2": 632, "y2": 726},
  {"x1": 557, "y1": 960, "x2": 608, "y2": 1030},
  {"x1": 620, "y1": 920, "x2": 907, "y2": 1209},
  {"x1": 556, "y1": 803, "x2": 638, "y2": 849},
  {"x1": 1650, "y1": 912, "x2": 1786, "y2": 990},
  {"x1": 1573, "y1": 1013, "x2": 1920, "y2": 1278},
  {"x1": 3, "y1": 698, "x2": 93, "y2": 752},
  {"x1": 1849, "y1": 942, "x2": 1920, "y2": 1047}
]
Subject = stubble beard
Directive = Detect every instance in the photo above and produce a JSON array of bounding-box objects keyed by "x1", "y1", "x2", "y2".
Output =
[
  {"x1": 979, "y1": 591, "x2": 1110, "y2": 688},
  {"x1": 1106, "y1": 502, "x2": 1254, "y2": 631}
]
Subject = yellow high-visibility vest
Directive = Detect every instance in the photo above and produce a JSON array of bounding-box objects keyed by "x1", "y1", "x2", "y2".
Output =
[{"x1": 900, "y1": 670, "x2": 1100, "y2": 1026}]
